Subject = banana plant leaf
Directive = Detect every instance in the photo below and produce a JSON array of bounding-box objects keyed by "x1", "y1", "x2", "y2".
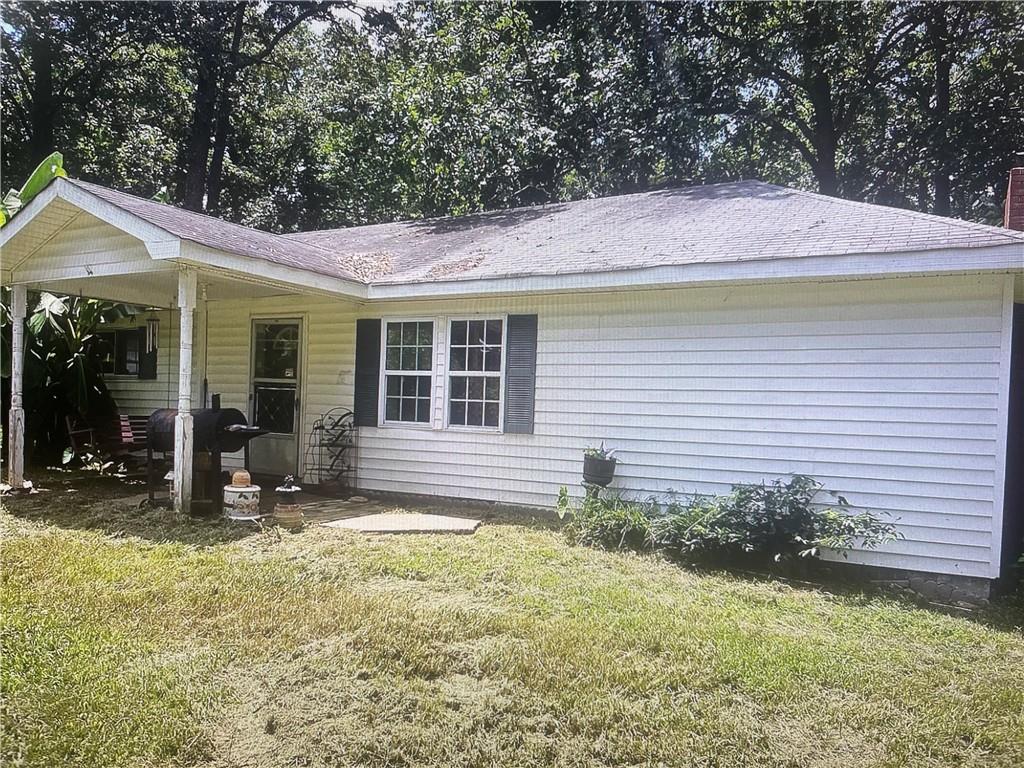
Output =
[{"x1": 0, "y1": 152, "x2": 67, "y2": 228}]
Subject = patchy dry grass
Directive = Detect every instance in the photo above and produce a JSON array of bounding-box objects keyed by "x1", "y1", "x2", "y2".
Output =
[{"x1": 2, "y1": 483, "x2": 1023, "y2": 768}]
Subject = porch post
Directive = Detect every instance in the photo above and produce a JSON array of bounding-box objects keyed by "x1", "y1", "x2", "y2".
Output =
[
  {"x1": 174, "y1": 268, "x2": 197, "y2": 513},
  {"x1": 7, "y1": 284, "x2": 27, "y2": 489}
]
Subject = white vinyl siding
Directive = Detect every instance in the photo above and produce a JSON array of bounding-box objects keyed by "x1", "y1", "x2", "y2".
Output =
[
  {"x1": 203, "y1": 295, "x2": 358, "y2": 473},
  {"x1": 101, "y1": 311, "x2": 179, "y2": 416},
  {"x1": 354, "y1": 275, "x2": 1009, "y2": 579},
  {"x1": 196, "y1": 274, "x2": 1008, "y2": 579}
]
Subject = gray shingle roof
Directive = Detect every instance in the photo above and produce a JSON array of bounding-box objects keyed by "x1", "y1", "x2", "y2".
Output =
[
  {"x1": 68, "y1": 179, "x2": 362, "y2": 283},
  {"x1": 287, "y1": 180, "x2": 1024, "y2": 285},
  {"x1": 69, "y1": 178, "x2": 1024, "y2": 288}
]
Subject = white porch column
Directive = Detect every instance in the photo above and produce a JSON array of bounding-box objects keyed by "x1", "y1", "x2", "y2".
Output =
[
  {"x1": 7, "y1": 284, "x2": 27, "y2": 488},
  {"x1": 192, "y1": 283, "x2": 208, "y2": 407},
  {"x1": 173, "y1": 268, "x2": 197, "y2": 513}
]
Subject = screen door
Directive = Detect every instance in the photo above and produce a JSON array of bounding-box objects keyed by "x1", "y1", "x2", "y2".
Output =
[{"x1": 249, "y1": 319, "x2": 301, "y2": 476}]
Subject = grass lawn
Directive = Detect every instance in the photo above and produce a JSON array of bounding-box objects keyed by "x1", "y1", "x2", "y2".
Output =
[{"x1": 2, "y1": 477, "x2": 1023, "y2": 768}]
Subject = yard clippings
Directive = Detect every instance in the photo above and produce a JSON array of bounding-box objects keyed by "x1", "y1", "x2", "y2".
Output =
[{"x1": 2, "y1": 468, "x2": 1023, "y2": 768}]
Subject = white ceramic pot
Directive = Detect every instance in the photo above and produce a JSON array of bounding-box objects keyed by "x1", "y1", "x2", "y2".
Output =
[{"x1": 224, "y1": 484, "x2": 261, "y2": 521}]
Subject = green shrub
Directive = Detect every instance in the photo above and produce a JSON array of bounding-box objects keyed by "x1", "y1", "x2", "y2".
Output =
[
  {"x1": 558, "y1": 476, "x2": 900, "y2": 564},
  {"x1": 558, "y1": 487, "x2": 652, "y2": 550}
]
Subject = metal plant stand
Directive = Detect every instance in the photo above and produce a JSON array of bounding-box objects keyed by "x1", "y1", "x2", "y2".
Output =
[{"x1": 304, "y1": 407, "x2": 356, "y2": 492}]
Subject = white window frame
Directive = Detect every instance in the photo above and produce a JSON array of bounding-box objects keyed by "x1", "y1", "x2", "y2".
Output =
[
  {"x1": 378, "y1": 317, "x2": 436, "y2": 428},
  {"x1": 443, "y1": 315, "x2": 507, "y2": 433}
]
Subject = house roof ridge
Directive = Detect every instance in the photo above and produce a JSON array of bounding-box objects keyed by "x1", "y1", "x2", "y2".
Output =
[{"x1": 285, "y1": 179, "x2": 776, "y2": 238}]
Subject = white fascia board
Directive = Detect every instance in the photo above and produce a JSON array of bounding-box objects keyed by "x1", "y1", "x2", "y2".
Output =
[
  {"x1": 178, "y1": 242, "x2": 367, "y2": 299},
  {"x1": 364, "y1": 243, "x2": 1024, "y2": 300}
]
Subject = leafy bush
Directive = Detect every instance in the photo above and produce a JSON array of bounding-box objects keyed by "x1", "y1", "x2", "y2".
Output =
[
  {"x1": 557, "y1": 487, "x2": 652, "y2": 551},
  {"x1": 558, "y1": 476, "x2": 900, "y2": 564},
  {"x1": 651, "y1": 476, "x2": 900, "y2": 562}
]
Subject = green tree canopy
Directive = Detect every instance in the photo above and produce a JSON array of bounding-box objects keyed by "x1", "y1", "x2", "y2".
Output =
[{"x1": 2, "y1": 0, "x2": 1021, "y2": 230}]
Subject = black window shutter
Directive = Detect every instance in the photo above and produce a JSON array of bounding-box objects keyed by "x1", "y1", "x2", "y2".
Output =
[
  {"x1": 137, "y1": 327, "x2": 157, "y2": 380},
  {"x1": 503, "y1": 314, "x2": 538, "y2": 434},
  {"x1": 354, "y1": 318, "x2": 382, "y2": 426}
]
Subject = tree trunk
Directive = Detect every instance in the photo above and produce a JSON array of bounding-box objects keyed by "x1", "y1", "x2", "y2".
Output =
[
  {"x1": 807, "y1": 69, "x2": 840, "y2": 196},
  {"x1": 181, "y1": 61, "x2": 219, "y2": 212},
  {"x1": 27, "y1": 12, "x2": 56, "y2": 167},
  {"x1": 929, "y1": 17, "x2": 952, "y2": 217},
  {"x1": 205, "y1": 4, "x2": 246, "y2": 215}
]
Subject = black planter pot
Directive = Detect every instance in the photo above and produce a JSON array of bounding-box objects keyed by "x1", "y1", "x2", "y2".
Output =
[
  {"x1": 276, "y1": 487, "x2": 301, "y2": 504},
  {"x1": 583, "y1": 455, "x2": 617, "y2": 487}
]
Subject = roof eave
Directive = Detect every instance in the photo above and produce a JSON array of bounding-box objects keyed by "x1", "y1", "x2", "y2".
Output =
[
  {"x1": 178, "y1": 242, "x2": 367, "y2": 299},
  {"x1": 364, "y1": 243, "x2": 1024, "y2": 300}
]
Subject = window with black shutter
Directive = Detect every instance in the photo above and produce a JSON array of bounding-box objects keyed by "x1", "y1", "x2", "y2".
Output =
[
  {"x1": 503, "y1": 314, "x2": 538, "y2": 434},
  {"x1": 354, "y1": 318, "x2": 382, "y2": 426}
]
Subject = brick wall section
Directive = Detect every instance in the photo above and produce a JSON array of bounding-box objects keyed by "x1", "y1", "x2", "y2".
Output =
[{"x1": 1006, "y1": 167, "x2": 1024, "y2": 231}]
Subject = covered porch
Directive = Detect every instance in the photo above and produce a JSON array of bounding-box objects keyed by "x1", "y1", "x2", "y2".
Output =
[{"x1": 1, "y1": 177, "x2": 363, "y2": 512}]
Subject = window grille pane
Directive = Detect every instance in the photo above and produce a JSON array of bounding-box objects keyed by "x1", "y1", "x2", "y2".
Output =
[
  {"x1": 467, "y1": 401, "x2": 483, "y2": 425},
  {"x1": 450, "y1": 400, "x2": 466, "y2": 425},
  {"x1": 451, "y1": 347, "x2": 466, "y2": 371},
  {"x1": 468, "y1": 320, "x2": 485, "y2": 345},
  {"x1": 398, "y1": 398, "x2": 413, "y2": 422},
  {"x1": 484, "y1": 403, "x2": 499, "y2": 427},
  {"x1": 484, "y1": 347, "x2": 501, "y2": 371},
  {"x1": 417, "y1": 347, "x2": 432, "y2": 370},
  {"x1": 451, "y1": 321, "x2": 467, "y2": 345},
  {"x1": 451, "y1": 376, "x2": 467, "y2": 399},
  {"x1": 485, "y1": 377, "x2": 499, "y2": 400},
  {"x1": 485, "y1": 320, "x2": 502, "y2": 344}
]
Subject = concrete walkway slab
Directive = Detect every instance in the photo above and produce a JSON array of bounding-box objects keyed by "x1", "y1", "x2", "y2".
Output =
[{"x1": 322, "y1": 512, "x2": 481, "y2": 534}]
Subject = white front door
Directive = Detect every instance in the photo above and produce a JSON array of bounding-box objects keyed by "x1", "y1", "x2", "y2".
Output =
[{"x1": 249, "y1": 319, "x2": 301, "y2": 477}]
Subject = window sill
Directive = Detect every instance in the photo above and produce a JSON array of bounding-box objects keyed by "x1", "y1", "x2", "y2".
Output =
[{"x1": 445, "y1": 425, "x2": 502, "y2": 435}]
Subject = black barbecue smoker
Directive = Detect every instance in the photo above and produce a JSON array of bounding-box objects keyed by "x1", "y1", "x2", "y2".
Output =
[{"x1": 146, "y1": 396, "x2": 268, "y2": 512}]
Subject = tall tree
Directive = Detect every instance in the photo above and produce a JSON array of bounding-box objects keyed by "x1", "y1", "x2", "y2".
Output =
[
  {"x1": 1, "y1": 1, "x2": 162, "y2": 184},
  {"x1": 685, "y1": 2, "x2": 914, "y2": 196},
  {"x1": 166, "y1": 1, "x2": 350, "y2": 212}
]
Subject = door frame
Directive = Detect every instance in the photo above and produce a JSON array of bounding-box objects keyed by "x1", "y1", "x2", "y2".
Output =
[{"x1": 248, "y1": 314, "x2": 307, "y2": 478}]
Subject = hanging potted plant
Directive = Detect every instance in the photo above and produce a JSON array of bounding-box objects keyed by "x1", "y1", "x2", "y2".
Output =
[{"x1": 582, "y1": 443, "x2": 618, "y2": 487}]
